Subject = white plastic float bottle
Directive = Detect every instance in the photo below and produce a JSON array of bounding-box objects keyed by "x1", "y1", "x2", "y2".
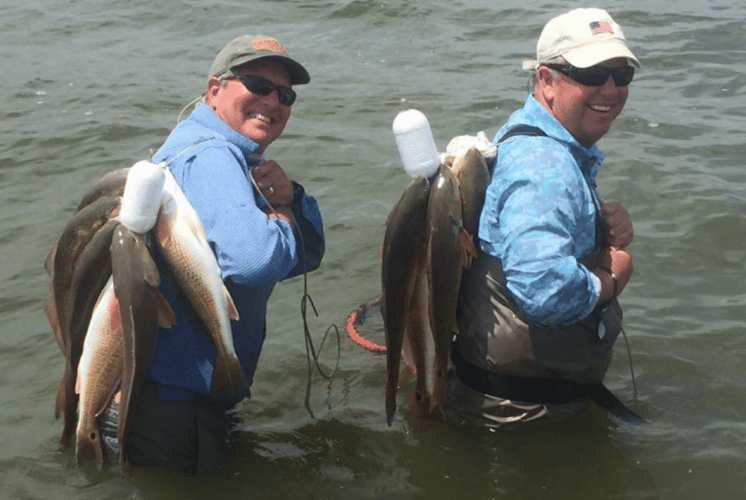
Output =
[
  {"x1": 392, "y1": 106, "x2": 440, "y2": 178},
  {"x1": 118, "y1": 160, "x2": 166, "y2": 233}
]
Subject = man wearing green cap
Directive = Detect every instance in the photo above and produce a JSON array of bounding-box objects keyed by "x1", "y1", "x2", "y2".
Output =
[
  {"x1": 441, "y1": 8, "x2": 641, "y2": 426},
  {"x1": 98, "y1": 35, "x2": 325, "y2": 473}
]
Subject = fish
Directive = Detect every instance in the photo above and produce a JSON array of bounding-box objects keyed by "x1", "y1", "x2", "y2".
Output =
[
  {"x1": 110, "y1": 224, "x2": 175, "y2": 466},
  {"x1": 401, "y1": 252, "x2": 432, "y2": 418},
  {"x1": 67, "y1": 218, "x2": 119, "y2": 368},
  {"x1": 381, "y1": 175, "x2": 431, "y2": 425},
  {"x1": 43, "y1": 258, "x2": 72, "y2": 428},
  {"x1": 55, "y1": 218, "x2": 121, "y2": 442},
  {"x1": 426, "y1": 164, "x2": 476, "y2": 412},
  {"x1": 76, "y1": 168, "x2": 129, "y2": 212},
  {"x1": 154, "y1": 171, "x2": 248, "y2": 398},
  {"x1": 51, "y1": 195, "x2": 120, "y2": 444},
  {"x1": 43, "y1": 247, "x2": 63, "y2": 351},
  {"x1": 53, "y1": 196, "x2": 122, "y2": 350},
  {"x1": 450, "y1": 147, "x2": 489, "y2": 243},
  {"x1": 74, "y1": 278, "x2": 122, "y2": 465}
]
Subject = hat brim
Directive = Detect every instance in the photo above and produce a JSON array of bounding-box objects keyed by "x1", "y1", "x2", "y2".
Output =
[
  {"x1": 228, "y1": 54, "x2": 311, "y2": 85},
  {"x1": 563, "y1": 39, "x2": 641, "y2": 68}
]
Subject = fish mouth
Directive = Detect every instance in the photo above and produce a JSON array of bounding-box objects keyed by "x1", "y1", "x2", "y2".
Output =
[{"x1": 248, "y1": 112, "x2": 272, "y2": 124}]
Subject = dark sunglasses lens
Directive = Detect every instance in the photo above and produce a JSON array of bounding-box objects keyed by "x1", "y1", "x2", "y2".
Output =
[
  {"x1": 613, "y1": 66, "x2": 634, "y2": 86},
  {"x1": 276, "y1": 88, "x2": 296, "y2": 106},
  {"x1": 240, "y1": 76, "x2": 273, "y2": 95},
  {"x1": 238, "y1": 76, "x2": 296, "y2": 105},
  {"x1": 574, "y1": 66, "x2": 634, "y2": 87}
]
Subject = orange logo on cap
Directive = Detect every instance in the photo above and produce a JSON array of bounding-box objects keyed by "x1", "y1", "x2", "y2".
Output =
[{"x1": 253, "y1": 36, "x2": 288, "y2": 55}]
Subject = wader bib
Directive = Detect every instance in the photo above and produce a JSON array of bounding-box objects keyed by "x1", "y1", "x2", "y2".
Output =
[{"x1": 445, "y1": 126, "x2": 643, "y2": 424}]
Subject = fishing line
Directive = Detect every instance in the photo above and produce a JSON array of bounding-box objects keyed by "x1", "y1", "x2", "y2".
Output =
[
  {"x1": 159, "y1": 146, "x2": 342, "y2": 414},
  {"x1": 613, "y1": 307, "x2": 639, "y2": 399},
  {"x1": 249, "y1": 173, "x2": 341, "y2": 416},
  {"x1": 621, "y1": 326, "x2": 638, "y2": 398}
]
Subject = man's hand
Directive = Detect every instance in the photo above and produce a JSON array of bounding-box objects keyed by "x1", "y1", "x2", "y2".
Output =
[
  {"x1": 601, "y1": 201, "x2": 633, "y2": 249},
  {"x1": 252, "y1": 160, "x2": 293, "y2": 208}
]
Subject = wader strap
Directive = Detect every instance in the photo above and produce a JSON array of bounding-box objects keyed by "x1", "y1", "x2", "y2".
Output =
[
  {"x1": 497, "y1": 125, "x2": 547, "y2": 143},
  {"x1": 451, "y1": 342, "x2": 646, "y2": 424}
]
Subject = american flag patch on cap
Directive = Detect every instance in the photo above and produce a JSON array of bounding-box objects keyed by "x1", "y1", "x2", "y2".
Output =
[{"x1": 590, "y1": 21, "x2": 613, "y2": 34}]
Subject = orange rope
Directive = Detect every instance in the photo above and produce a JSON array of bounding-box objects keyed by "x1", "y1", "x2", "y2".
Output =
[{"x1": 345, "y1": 296, "x2": 387, "y2": 354}]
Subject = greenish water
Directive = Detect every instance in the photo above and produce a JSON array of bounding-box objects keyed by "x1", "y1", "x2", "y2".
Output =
[{"x1": 1, "y1": 1, "x2": 745, "y2": 499}]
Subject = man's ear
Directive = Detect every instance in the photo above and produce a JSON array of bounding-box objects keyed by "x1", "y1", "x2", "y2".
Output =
[
  {"x1": 205, "y1": 77, "x2": 223, "y2": 107},
  {"x1": 535, "y1": 66, "x2": 556, "y2": 107}
]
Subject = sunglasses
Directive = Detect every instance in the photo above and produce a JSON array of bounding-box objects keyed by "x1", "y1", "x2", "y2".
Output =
[
  {"x1": 232, "y1": 74, "x2": 297, "y2": 106},
  {"x1": 545, "y1": 64, "x2": 635, "y2": 87}
]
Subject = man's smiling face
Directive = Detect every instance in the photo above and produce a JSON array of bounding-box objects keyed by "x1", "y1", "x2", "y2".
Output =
[
  {"x1": 537, "y1": 57, "x2": 630, "y2": 147},
  {"x1": 206, "y1": 59, "x2": 292, "y2": 153}
]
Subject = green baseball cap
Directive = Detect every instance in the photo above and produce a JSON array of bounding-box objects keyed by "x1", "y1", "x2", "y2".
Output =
[{"x1": 209, "y1": 35, "x2": 310, "y2": 85}]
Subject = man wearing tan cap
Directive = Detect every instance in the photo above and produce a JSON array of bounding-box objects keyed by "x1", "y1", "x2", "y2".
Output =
[
  {"x1": 442, "y1": 9, "x2": 643, "y2": 426},
  {"x1": 97, "y1": 35, "x2": 325, "y2": 473}
]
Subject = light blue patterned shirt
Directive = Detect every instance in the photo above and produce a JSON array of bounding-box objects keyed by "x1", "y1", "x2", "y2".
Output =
[{"x1": 479, "y1": 96, "x2": 604, "y2": 325}]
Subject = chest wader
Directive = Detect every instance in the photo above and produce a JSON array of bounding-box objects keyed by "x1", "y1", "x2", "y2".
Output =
[{"x1": 453, "y1": 126, "x2": 645, "y2": 424}]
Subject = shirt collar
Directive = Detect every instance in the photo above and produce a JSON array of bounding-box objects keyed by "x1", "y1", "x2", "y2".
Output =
[
  {"x1": 516, "y1": 96, "x2": 605, "y2": 178},
  {"x1": 191, "y1": 103, "x2": 264, "y2": 163}
]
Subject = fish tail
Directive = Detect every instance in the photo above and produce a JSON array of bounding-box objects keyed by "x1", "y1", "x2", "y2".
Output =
[
  {"x1": 60, "y1": 375, "x2": 79, "y2": 445},
  {"x1": 60, "y1": 413, "x2": 76, "y2": 446},
  {"x1": 430, "y1": 363, "x2": 449, "y2": 414},
  {"x1": 210, "y1": 355, "x2": 249, "y2": 397},
  {"x1": 54, "y1": 371, "x2": 67, "y2": 419},
  {"x1": 406, "y1": 388, "x2": 432, "y2": 419},
  {"x1": 75, "y1": 425, "x2": 104, "y2": 465},
  {"x1": 385, "y1": 378, "x2": 398, "y2": 426}
]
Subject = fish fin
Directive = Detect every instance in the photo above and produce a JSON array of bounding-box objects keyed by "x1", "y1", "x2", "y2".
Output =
[
  {"x1": 44, "y1": 281, "x2": 66, "y2": 354},
  {"x1": 224, "y1": 287, "x2": 240, "y2": 321},
  {"x1": 154, "y1": 215, "x2": 171, "y2": 248},
  {"x1": 458, "y1": 227, "x2": 478, "y2": 268},
  {"x1": 93, "y1": 382, "x2": 122, "y2": 420},
  {"x1": 44, "y1": 244, "x2": 57, "y2": 277},
  {"x1": 155, "y1": 291, "x2": 178, "y2": 328}
]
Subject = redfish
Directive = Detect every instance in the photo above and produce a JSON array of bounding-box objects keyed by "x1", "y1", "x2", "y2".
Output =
[
  {"x1": 154, "y1": 171, "x2": 248, "y2": 398},
  {"x1": 381, "y1": 176, "x2": 431, "y2": 425}
]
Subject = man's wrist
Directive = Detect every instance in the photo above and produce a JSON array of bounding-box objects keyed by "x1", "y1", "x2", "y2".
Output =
[{"x1": 598, "y1": 266, "x2": 618, "y2": 299}]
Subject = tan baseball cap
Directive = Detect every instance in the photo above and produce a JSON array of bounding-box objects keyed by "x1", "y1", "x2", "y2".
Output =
[
  {"x1": 209, "y1": 35, "x2": 310, "y2": 84},
  {"x1": 532, "y1": 8, "x2": 640, "y2": 69}
]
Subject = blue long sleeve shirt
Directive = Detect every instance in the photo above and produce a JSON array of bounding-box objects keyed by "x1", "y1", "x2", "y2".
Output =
[
  {"x1": 146, "y1": 104, "x2": 325, "y2": 404},
  {"x1": 480, "y1": 96, "x2": 604, "y2": 325}
]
